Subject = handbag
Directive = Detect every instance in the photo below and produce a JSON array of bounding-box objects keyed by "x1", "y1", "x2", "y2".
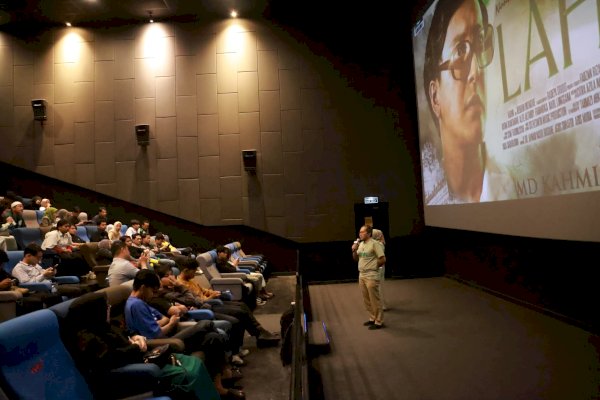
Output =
[{"x1": 143, "y1": 344, "x2": 172, "y2": 367}]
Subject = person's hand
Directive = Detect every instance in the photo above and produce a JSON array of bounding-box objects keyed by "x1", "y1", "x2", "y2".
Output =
[
  {"x1": 139, "y1": 252, "x2": 149, "y2": 264},
  {"x1": 5, "y1": 216, "x2": 14, "y2": 224},
  {"x1": 351, "y1": 242, "x2": 359, "y2": 252},
  {"x1": 230, "y1": 258, "x2": 239, "y2": 267},
  {"x1": 209, "y1": 291, "x2": 221, "y2": 299},
  {"x1": 130, "y1": 335, "x2": 147, "y2": 352},
  {"x1": 0, "y1": 278, "x2": 12, "y2": 290},
  {"x1": 43, "y1": 267, "x2": 56, "y2": 278},
  {"x1": 176, "y1": 304, "x2": 188, "y2": 314},
  {"x1": 169, "y1": 315, "x2": 180, "y2": 325}
]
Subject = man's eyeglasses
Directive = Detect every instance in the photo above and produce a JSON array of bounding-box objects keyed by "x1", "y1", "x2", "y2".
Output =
[{"x1": 439, "y1": 24, "x2": 494, "y2": 81}]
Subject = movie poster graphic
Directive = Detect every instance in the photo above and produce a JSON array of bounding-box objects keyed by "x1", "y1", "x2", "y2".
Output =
[{"x1": 413, "y1": 0, "x2": 600, "y2": 205}]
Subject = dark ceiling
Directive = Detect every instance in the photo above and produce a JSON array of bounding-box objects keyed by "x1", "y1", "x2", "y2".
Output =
[
  {"x1": 0, "y1": 0, "x2": 431, "y2": 136},
  {"x1": 0, "y1": 0, "x2": 270, "y2": 31}
]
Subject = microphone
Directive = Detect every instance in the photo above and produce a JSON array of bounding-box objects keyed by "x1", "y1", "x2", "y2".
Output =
[{"x1": 353, "y1": 238, "x2": 362, "y2": 245}]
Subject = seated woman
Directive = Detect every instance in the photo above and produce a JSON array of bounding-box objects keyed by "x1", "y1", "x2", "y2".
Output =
[
  {"x1": 63, "y1": 291, "x2": 220, "y2": 400},
  {"x1": 108, "y1": 221, "x2": 123, "y2": 241}
]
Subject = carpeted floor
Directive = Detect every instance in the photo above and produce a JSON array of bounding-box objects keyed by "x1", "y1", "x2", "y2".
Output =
[
  {"x1": 308, "y1": 277, "x2": 600, "y2": 400},
  {"x1": 234, "y1": 274, "x2": 296, "y2": 400}
]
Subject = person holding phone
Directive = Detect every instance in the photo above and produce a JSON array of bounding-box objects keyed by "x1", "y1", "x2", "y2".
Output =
[{"x1": 12, "y1": 243, "x2": 86, "y2": 298}]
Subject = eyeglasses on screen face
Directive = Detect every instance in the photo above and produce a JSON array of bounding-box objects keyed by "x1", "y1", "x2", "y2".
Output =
[{"x1": 438, "y1": 24, "x2": 494, "y2": 81}]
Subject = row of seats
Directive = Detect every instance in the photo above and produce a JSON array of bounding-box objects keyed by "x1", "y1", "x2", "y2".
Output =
[
  {"x1": 9, "y1": 224, "x2": 129, "y2": 250},
  {"x1": 0, "y1": 282, "x2": 177, "y2": 400}
]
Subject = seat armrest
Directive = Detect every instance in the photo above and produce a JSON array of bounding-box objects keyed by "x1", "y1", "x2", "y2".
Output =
[
  {"x1": 93, "y1": 264, "x2": 110, "y2": 273},
  {"x1": 218, "y1": 273, "x2": 248, "y2": 280},
  {"x1": 0, "y1": 291, "x2": 22, "y2": 302},
  {"x1": 19, "y1": 281, "x2": 52, "y2": 292},
  {"x1": 54, "y1": 276, "x2": 80, "y2": 284},
  {"x1": 187, "y1": 309, "x2": 215, "y2": 320}
]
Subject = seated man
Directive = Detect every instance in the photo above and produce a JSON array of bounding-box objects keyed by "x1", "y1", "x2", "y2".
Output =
[
  {"x1": 216, "y1": 245, "x2": 273, "y2": 302},
  {"x1": 1, "y1": 201, "x2": 25, "y2": 231},
  {"x1": 107, "y1": 240, "x2": 148, "y2": 286},
  {"x1": 0, "y1": 249, "x2": 62, "y2": 312},
  {"x1": 41, "y1": 219, "x2": 89, "y2": 276},
  {"x1": 125, "y1": 270, "x2": 243, "y2": 399},
  {"x1": 128, "y1": 234, "x2": 176, "y2": 269},
  {"x1": 90, "y1": 218, "x2": 109, "y2": 242},
  {"x1": 12, "y1": 243, "x2": 86, "y2": 298},
  {"x1": 125, "y1": 219, "x2": 140, "y2": 238},
  {"x1": 165, "y1": 260, "x2": 280, "y2": 348},
  {"x1": 149, "y1": 265, "x2": 245, "y2": 365},
  {"x1": 154, "y1": 233, "x2": 181, "y2": 257}
]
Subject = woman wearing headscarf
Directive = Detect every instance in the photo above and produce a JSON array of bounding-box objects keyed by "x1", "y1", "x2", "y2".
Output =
[
  {"x1": 372, "y1": 229, "x2": 387, "y2": 311},
  {"x1": 108, "y1": 221, "x2": 123, "y2": 241}
]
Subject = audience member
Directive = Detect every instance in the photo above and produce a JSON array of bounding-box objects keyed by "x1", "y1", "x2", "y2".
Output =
[
  {"x1": 107, "y1": 240, "x2": 148, "y2": 287},
  {"x1": 108, "y1": 221, "x2": 123, "y2": 241},
  {"x1": 125, "y1": 219, "x2": 140, "y2": 237},
  {"x1": 154, "y1": 233, "x2": 180, "y2": 256},
  {"x1": 216, "y1": 246, "x2": 272, "y2": 303},
  {"x1": 12, "y1": 243, "x2": 86, "y2": 298},
  {"x1": 63, "y1": 292, "x2": 219, "y2": 400},
  {"x1": 0, "y1": 249, "x2": 62, "y2": 312},
  {"x1": 1, "y1": 201, "x2": 25, "y2": 230},
  {"x1": 76, "y1": 212, "x2": 89, "y2": 225},
  {"x1": 28, "y1": 196, "x2": 42, "y2": 210},
  {"x1": 68, "y1": 224, "x2": 85, "y2": 244},
  {"x1": 39, "y1": 198, "x2": 51, "y2": 211},
  {"x1": 125, "y1": 270, "x2": 244, "y2": 399},
  {"x1": 90, "y1": 218, "x2": 109, "y2": 242},
  {"x1": 41, "y1": 219, "x2": 89, "y2": 276},
  {"x1": 139, "y1": 220, "x2": 151, "y2": 236},
  {"x1": 67, "y1": 206, "x2": 81, "y2": 226},
  {"x1": 92, "y1": 207, "x2": 108, "y2": 224},
  {"x1": 165, "y1": 261, "x2": 280, "y2": 347}
]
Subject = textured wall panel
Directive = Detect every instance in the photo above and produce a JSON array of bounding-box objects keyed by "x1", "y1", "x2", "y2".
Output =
[
  {"x1": 257, "y1": 50, "x2": 279, "y2": 91},
  {"x1": 237, "y1": 31, "x2": 257, "y2": 72},
  {"x1": 54, "y1": 103, "x2": 75, "y2": 145},
  {"x1": 198, "y1": 156, "x2": 220, "y2": 198},
  {"x1": 74, "y1": 122, "x2": 95, "y2": 164},
  {"x1": 114, "y1": 80, "x2": 134, "y2": 120},
  {"x1": 217, "y1": 53, "x2": 238, "y2": 94},
  {"x1": 13, "y1": 65, "x2": 33, "y2": 106},
  {"x1": 177, "y1": 137, "x2": 199, "y2": 179},
  {"x1": 157, "y1": 158, "x2": 178, "y2": 201},
  {"x1": 220, "y1": 176, "x2": 242, "y2": 219},
  {"x1": 238, "y1": 71, "x2": 259, "y2": 113},
  {"x1": 115, "y1": 119, "x2": 136, "y2": 162},
  {"x1": 260, "y1": 131, "x2": 283, "y2": 174},
  {"x1": 175, "y1": 56, "x2": 195, "y2": 96},
  {"x1": 94, "y1": 101, "x2": 115, "y2": 142},
  {"x1": 95, "y1": 61, "x2": 114, "y2": 101},
  {"x1": 281, "y1": 109, "x2": 302, "y2": 152},
  {"x1": 196, "y1": 74, "x2": 217, "y2": 115},
  {"x1": 114, "y1": 40, "x2": 134, "y2": 79},
  {"x1": 258, "y1": 90, "x2": 281, "y2": 132},
  {"x1": 218, "y1": 134, "x2": 241, "y2": 177},
  {"x1": 217, "y1": 93, "x2": 239, "y2": 134},
  {"x1": 74, "y1": 81, "x2": 94, "y2": 122},
  {"x1": 176, "y1": 95, "x2": 197, "y2": 136},
  {"x1": 262, "y1": 173, "x2": 284, "y2": 216},
  {"x1": 198, "y1": 114, "x2": 219, "y2": 157},
  {"x1": 156, "y1": 76, "x2": 176, "y2": 117},
  {"x1": 239, "y1": 112, "x2": 261, "y2": 151},
  {"x1": 155, "y1": 117, "x2": 177, "y2": 159},
  {"x1": 95, "y1": 142, "x2": 116, "y2": 184}
]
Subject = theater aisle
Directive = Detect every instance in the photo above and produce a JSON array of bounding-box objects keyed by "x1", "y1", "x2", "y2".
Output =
[{"x1": 237, "y1": 274, "x2": 296, "y2": 400}]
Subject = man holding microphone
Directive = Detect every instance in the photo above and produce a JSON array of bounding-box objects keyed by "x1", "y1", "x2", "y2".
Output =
[{"x1": 352, "y1": 225, "x2": 386, "y2": 330}]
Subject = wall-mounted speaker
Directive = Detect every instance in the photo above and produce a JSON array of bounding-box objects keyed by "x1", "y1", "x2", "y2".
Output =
[
  {"x1": 242, "y1": 149, "x2": 257, "y2": 172},
  {"x1": 135, "y1": 124, "x2": 150, "y2": 146},
  {"x1": 31, "y1": 99, "x2": 47, "y2": 121}
]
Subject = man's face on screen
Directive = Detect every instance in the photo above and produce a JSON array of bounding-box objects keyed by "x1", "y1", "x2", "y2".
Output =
[{"x1": 434, "y1": 0, "x2": 486, "y2": 147}]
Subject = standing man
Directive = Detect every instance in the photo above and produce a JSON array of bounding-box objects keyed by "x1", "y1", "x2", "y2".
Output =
[{"x1": 352, "y1": 225, "x2": 386, "y2": 330}]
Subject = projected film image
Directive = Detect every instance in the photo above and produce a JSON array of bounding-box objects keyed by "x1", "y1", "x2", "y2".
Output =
[{"x1": 413, "y1": 0, "x2": 600, "y2": 206}]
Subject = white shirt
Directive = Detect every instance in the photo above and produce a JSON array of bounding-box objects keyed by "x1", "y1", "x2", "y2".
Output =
[{"x1": 41, "y1": 230, "x2": 72, "y2": 250}]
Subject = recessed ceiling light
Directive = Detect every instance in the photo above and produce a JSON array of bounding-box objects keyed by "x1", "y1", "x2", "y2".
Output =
[
  {"x1": 65, "y1": 22, "x2": 72, "y2": 27},
  {"x1": 230, "y1": 10, "x2": 238, "y2": 18}
]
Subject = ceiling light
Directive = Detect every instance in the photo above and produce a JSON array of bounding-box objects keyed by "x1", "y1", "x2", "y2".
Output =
[
  {"x1": 65, "y1": 22, "x2": 72, "y2": 27},
  {"x1": 230, "y1": 10, "x2": 238, "y2": 18}
]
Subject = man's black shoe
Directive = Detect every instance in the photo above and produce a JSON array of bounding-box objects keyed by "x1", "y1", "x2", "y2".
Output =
[
  {"x1": 368, "y1": 323, "x2": 384, "y2": 330},
  {"x1": 257, "y1": 329, "x2": 281, "y2": 348},
  {"x1": 363, "y1": 320, "x2": 375, "y2": 326}
]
